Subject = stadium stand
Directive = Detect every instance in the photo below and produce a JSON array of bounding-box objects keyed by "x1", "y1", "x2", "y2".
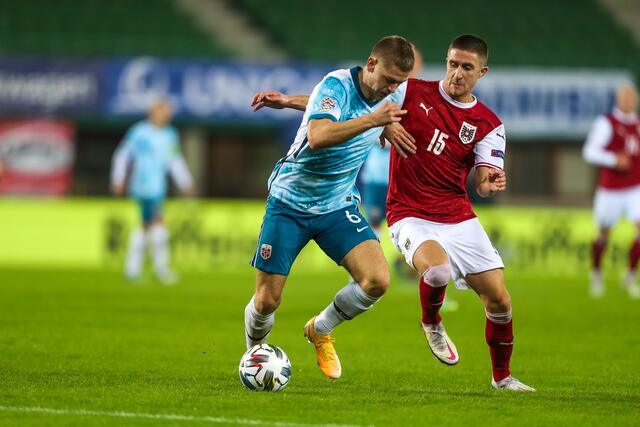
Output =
[
  {"x1": 0, "y1": 0, "x2": 228, "y2": 57},
  {"x1": 237, "y1": 0, "x2": 640, "y2": 73}
]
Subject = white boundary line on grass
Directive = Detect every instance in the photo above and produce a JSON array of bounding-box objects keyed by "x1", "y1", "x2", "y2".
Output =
[{"x1": 0, "y1": 405, "x2": 373, "y2": 427}]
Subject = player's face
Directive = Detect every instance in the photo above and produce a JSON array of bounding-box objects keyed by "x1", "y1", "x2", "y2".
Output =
[
  {"x1": 149, "y1": 102, "x2": 173, "y2": 126},
  {"x1": 364, "y1": 57, "x2": 410, "y2": 102},
  {"x1": 616, "y1": 86, "x2": 638, "y2": 114},
  {"x1": 444, "y1": 48, "x2": 488, "y2": 102}
]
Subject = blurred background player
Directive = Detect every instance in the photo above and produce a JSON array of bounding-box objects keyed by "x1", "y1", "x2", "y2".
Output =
[
  {"x1": 583, "y1": 85, "x2": 640, "y2": 299},
  {"x1": 110, "y1": 99, "x2": 194, "y2": 284},
  {"x1": 245, "y1": 36, "x2": 415, "y2": 380}
]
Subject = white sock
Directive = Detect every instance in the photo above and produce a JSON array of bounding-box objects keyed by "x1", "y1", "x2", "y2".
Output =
[
  {"x1": 244, "y1": 296, "x2": 275, "y2": 349},
  {"x1": 314, "y1": 281, "x2": 381, "y2": 334},
  {"x1": 149, "y1": 225, "x2": 170, "y2": 275},
  {"x1": 124, "y1": 228, "x2": 145, "y2": 279}
]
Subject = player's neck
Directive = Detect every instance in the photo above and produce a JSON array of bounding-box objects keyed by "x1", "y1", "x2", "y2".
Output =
[
  {"x1": 448, "y1": 90, "x2": 474, "y2": 104},
  {"x1": 358, "y1": 69, "x2": 377, "y2": 103}
]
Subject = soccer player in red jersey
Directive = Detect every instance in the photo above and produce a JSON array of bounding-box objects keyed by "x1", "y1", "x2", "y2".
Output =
[
  {"x1": 582, "y1": 85, "x2": 640, "y2": 299},
  {"x1": 383, "y1": 34, "x2": 534, "y2": 391},
  {"x1": 254, "y1": 34, "x2": 534, "y2": 391}
]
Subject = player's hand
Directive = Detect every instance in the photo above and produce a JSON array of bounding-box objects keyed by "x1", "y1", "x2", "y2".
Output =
[
  {"x1": 370, "y1": 102, "x2": 407, "y2": 127},
  {"x1": 182, "y1": 186, "x2": 195, "y2": 197},
  {"x1": 487, "y1": 168, "x2": 507, "y2": 193},
  {"x1": 616, "y1": 153, "x2": 632, "y2": 171},
  {"x1": 111, "y1": 183, "x2": 125, "y2": 196},
  {"x1": 382, "y1": 123, "x2": 416, "y2": 158},
  {"x1": 251, "y1": 91, "x2": 289, "y2": 111}
]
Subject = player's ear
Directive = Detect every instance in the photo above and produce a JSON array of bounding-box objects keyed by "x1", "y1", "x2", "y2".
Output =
[
  {"x1": 479, "y1": 65, "x2": 489, "y2": 77},
  {"x1": 366, "y1": 57, "x2": 377, "y2": 72}
]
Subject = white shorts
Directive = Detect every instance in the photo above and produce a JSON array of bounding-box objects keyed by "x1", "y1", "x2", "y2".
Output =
[
  {"x1": 594, "y1": 185, "x2": 640, "y2": 228},
  {"x1": 388, "y1": 217, "x2": 504, "y2": 290}
]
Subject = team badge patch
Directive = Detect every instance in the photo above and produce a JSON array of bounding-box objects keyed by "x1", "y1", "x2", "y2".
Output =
[
  {"x1": 319, "y1": 97, "x2": 337, "y2": 111},
  {"x1": 459, "y1": 121, "x2": 477, "y2": 144},
  {"x1": 260, "y1": 244, "x2": 272, "y2": 260},
  {"x1": 491, "y1": 149, "x2": 505, "y2": 159}
]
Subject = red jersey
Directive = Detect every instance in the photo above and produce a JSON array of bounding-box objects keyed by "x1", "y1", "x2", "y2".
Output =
[
  {"x1": 387, "y1": 79, "x2": 505, "y2": 225},
  {"x1": 598, "y1": 113, "x2": 640, "y2": 189}
]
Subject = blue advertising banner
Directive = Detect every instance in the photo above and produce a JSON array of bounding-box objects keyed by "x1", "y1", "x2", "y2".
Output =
[
  {"x1": 0, "y1": 56, "x2": 635, "y2": 139},
  {"x1": 0, "y1": 58, "x2": 103, "y2": 115},
  {"x1": 103, "y1": 58, "x2": 332, "y2": 122}
]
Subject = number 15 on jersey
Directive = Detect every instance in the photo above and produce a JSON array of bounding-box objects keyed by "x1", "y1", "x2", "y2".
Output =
[{"x1": 428, "y1": 129, "x2": 448, "y2": 155}]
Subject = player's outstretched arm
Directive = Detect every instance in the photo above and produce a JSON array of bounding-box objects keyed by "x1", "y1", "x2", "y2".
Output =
[
  {"x1": 381, "y1": 122, "x2": 417, "y2": 158},
  {"x1": 475, "y1": 166, "x2": 506, "y2": 198},
  {"x1": 307, "y1": 102, "x2": 407, "y2": 149},
  {"x1": 251, "y1": 91, "x2": 309, "y2": 112}
]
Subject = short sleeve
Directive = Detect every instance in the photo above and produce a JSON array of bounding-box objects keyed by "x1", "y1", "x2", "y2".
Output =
[
  {"x1": 307, "y1": 76, "x2": 348, "y2": 122},
  {"x1": 474, "y1": 124, "x2": 506, "y2": 170}
]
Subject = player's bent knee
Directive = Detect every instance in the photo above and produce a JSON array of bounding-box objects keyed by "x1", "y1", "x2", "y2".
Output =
[
  {"x1": 253, "y1": 287, "x2": 282, "y2": 314},
  {"x1": 359, "y1": 271, "x2": 390, "y2": 298},
  {"x1": 486, "y1": 291, "x2": 511, "y2": 313},
  {"x1": 423, "y1": 264, "x2": 452, "y2": 287}
]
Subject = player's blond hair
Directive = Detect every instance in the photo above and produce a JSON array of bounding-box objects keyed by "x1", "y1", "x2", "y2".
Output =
[{"x1": 371, "y1": 35, "x2": 415, "y2": 73}]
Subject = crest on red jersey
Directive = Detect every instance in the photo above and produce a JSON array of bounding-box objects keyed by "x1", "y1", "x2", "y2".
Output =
[
  {"x1": 459, "y1": 121, "x2": 477, "y2": 144},
  {"x1": 260, "y1": 244, "x2": 272, "y2": 260}
]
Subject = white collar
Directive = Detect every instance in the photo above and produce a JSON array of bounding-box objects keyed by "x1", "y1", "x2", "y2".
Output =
[
  {"x1": 612, "y1": 107, "x2": 638, "y2": 124},
  {"x1": 438, "y1": 80, "x2": 477, "y2": 109}
]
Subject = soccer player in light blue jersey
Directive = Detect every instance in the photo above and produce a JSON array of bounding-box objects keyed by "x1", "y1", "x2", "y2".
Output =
[
  {"x1": 245, "y1": 36, "x2": 417, "y2": 380},
  {"x1": 111, "y1": 100, "x2": 194, "y2": 284}
]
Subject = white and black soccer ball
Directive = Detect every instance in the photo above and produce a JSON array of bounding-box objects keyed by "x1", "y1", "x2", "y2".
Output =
[{"x1": 239, "y1": 344, "x2": 291, "y2": 392}]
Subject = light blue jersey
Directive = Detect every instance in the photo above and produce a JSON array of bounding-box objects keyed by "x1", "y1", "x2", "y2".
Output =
[
  {"x1": 361, "y1": 143, "x2": 391, "y2": 185},
  {"x1": 267, "y1": 67, "x2": 407, "y2": 214},
  {"x1": 115, "y1": 120, "x2": 181, "y2": 199}
]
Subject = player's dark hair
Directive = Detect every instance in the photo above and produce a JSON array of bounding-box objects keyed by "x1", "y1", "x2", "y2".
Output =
[
  {"x1": 371, "y1": 35, "x2": 415, "y2": 72},
  {"x1": 449, "y1": 34, "x2": 489, "y2": 64}
]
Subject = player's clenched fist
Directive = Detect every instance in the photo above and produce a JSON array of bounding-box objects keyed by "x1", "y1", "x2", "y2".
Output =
[
  {"x1": 370, "y1": 102, "x2": 407, "y2": 127},
  {"x1": 488, "y1": 168, "x2": 507, "y2": 192}
]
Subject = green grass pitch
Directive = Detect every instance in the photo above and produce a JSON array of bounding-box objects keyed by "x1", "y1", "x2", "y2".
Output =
[{"x1": 0, "y1": 267, "x2": 638, "y2": 426}]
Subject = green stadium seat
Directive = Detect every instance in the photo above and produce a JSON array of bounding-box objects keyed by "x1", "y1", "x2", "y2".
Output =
[{"x1": 0, "y1": 0, "x2": 230, "y2": 58}]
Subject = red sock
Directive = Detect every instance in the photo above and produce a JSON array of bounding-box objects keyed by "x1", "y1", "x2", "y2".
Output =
[
  {"x1": 419, "y1": 277, "x2": 446, "y2": 325},
  {"x1": 591, "y1": 238, "x2": 607, "y2": 271},
  {"x1": 629, "y1": 238, "x2": 640, "y2": 272},
  {"x1": 485, "y1": 318, "x2": 513, "y2": 382}
]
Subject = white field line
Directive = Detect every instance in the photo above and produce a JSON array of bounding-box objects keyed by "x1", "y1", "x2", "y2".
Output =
[{"x1": 0, "y1": 405, "x2": 373, "y2": 427}]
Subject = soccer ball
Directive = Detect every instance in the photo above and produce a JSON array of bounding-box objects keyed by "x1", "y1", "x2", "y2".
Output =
[{"x1": 238, "y1": 344, "x2": 291, "y2": 392}]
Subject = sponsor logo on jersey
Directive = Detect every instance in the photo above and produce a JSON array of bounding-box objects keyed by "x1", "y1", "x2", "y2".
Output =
[
  {"x1": 459, "y1": 121, "x2": 477, "y2": 144},
  {"x1": 404, "y1": 238, "x2": 412, "y2": 251},
  {"x1": 260, "y1": 243, "x2": 272, "y2": 260},
  {"x1": 319, "y1": 97, "x2": 337, "y2": 111},
  {"x1": 491, "y1": 149, "x2": 505, "y2": 159},
  {"x1": 419, "y1": 102, "x2": 433, "y2": 116}
]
